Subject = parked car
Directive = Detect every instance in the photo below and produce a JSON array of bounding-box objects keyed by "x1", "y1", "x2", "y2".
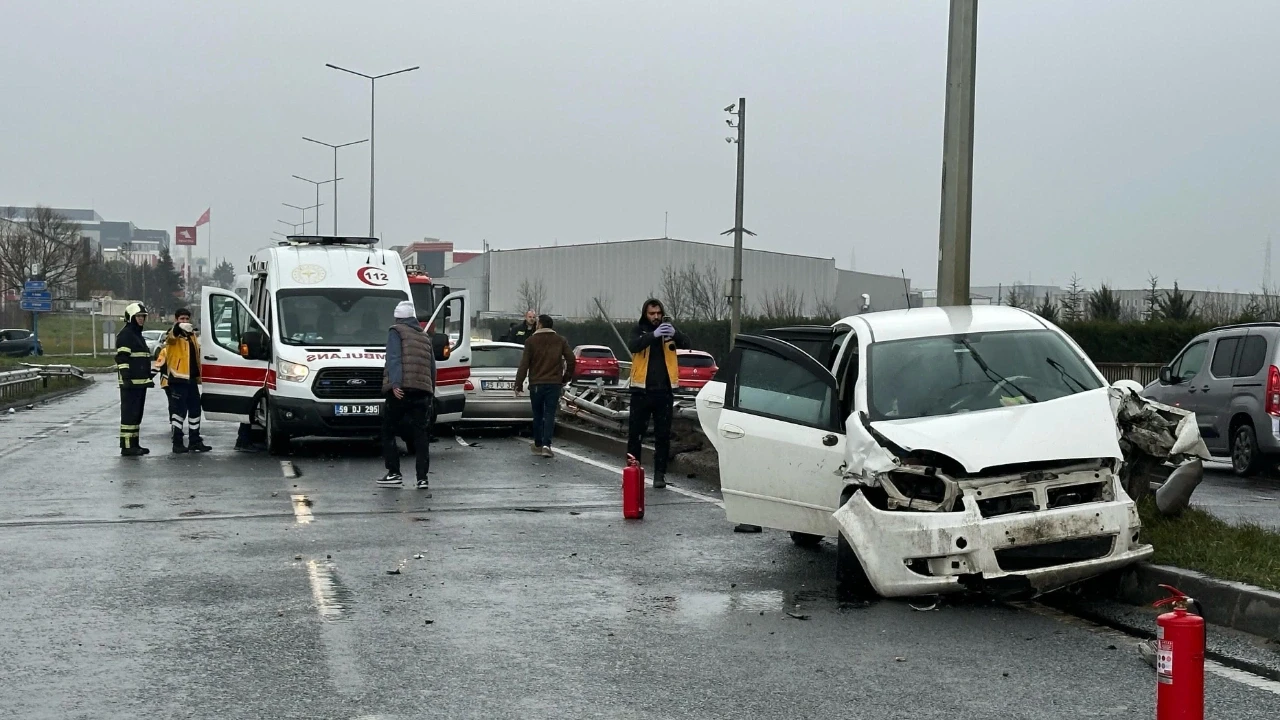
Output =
[
  {"x1": 142, "y1": 330, "x2": 166, "y2": 360},
  {"x1": 696, "y1": 305, "x2": 1207, "y2": 601},
  {"x1": 676, "y1": 349, "x2": 717, "y2": 391},
  {"x1": 460, "y1": 341, "x2": 533, "y2": 425},
  {"x1": 0, "y1": 329, "x2": 42, "y2": 357},
  {"x1": 1142, "y1": 322, "x2": 1280, "y2": 476},
  {"x1": 572, "y1": 345, "x2": 620, "y2": 384}
]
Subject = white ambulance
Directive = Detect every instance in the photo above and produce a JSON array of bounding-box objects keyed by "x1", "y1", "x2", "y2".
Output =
[{"x1": 199, "y1": 236, "x2": 471, "y2": 454}]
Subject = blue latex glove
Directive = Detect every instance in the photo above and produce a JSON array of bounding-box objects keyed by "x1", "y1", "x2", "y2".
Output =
[{"x1": 655, "y1": 323, "x2": 675, "y2": 338}]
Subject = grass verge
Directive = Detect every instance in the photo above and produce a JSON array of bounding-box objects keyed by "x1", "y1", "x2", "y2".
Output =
[{"x1": 1139, "y1": 495, "x2": 1280, "y2": 593}]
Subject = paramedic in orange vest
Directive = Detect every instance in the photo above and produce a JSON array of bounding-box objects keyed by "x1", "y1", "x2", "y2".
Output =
[
  {"x1": 626, "y1": 298, "x2": 689, "y2": 488},
  {"x1": 154, "y1": 308, "x2": 212, "y2": 454}
]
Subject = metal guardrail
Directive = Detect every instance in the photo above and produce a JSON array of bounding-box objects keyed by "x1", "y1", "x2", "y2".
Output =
[
  {"x1": 0, "y1": 364, "x2": 87, "y2": 404},
  {"x1": 1095, "y1": 362, "x2": 1163, "y2": 386}
]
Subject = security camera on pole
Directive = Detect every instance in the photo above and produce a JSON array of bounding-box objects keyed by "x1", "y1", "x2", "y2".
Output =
[{"x1": 721, "y1": 98, "x2": 755, "y2": 351}]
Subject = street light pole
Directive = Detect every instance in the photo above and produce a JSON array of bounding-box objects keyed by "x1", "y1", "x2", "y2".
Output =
[
  {"x1": 325, "y1": 63, "x2": 420, "y2": 238},
  {"x1": 303, "y1": 137, "x2": 368, "y2": 235},
  {"x1": 936, "y1": 0, "x2": 979, "y2": 307},
  {"x1": 282, "y1": 203, "x2": 323, "y2": 235},
  {"x1": 722, "y1": 98, "x2": 752, "y2": 350},
  {"x1": 292, "y1": 175, "x2": 342, "y2": 235}
]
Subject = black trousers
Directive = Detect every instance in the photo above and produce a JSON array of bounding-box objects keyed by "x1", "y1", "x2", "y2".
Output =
[
  {"x1": 166, "y1": 382, "x2": 203, "y2": 439},
  {"x1": 382, "y1": 389, "x2": 432, "y2": 479},
  {"x1": 119, "y1": 388, "x2": 147, "y2": 447},
  {"x1": 627, "y1": 389, "x2": 673, "y2": 475}
]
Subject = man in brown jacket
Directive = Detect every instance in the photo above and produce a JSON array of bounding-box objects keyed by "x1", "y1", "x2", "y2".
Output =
[
  {"x1": 379, "y1": 300, "x2": 436, "y2": 490},
  {"x1": 515, "y1": 314, "x2": 575, "y2": 458}
]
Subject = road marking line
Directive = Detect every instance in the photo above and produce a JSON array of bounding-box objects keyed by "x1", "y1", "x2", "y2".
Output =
[
  {"x1": 280, "y1": 460, "x2": 298, "y2": 478},
  {"x1": 1017, "y1": 601, "x2": 1280, "y2": 696},
  {"x1": 554, "y1": 445, "x2": 723, "y2": 508},
  {"x1": 291, "y1": 494, "x2": 314, "y2": 524}
]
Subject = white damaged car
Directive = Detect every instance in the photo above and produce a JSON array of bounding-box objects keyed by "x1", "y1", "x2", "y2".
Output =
[{"x1": 696, "y1": 306, "x2": 1208, "y2": 600}]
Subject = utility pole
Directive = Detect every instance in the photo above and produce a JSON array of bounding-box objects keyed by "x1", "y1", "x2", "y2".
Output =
[
  {"x1": 723, "y1": 98, "x2": 752, "y2": 349},
  {"x1": 935, "y1": 0, "x2": 979, "y2": 307}
]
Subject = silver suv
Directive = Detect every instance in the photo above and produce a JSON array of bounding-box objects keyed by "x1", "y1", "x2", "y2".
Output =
[{"x1": 1143, "y1": 323, "x2": 1280, "y2": 476}]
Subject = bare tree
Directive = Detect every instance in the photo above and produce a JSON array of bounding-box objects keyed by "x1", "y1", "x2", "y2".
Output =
[
  {"x1": 1005, "y1": 284, "x2": 1030, "y2": 310},
  {"x1": 813, "y1": 295, "x2": 840, "y2": 320},
  {"x1": 516, "y1": 277, "x2": 550, "y2": 314},
  {"x1": 760, "y1": 286, "x2": 806, "y2": 319},
  {"x1": 0, "y1": 206, "x2": 82, "y2": 296},
  {"x1": 1199, "y1": 293, "x2": 1234, "y2": 325},
  {"x1": 589, "y1": 293, "x2": 613, "y2": 321},
  {"x1": 659, "y1": 265, "x2": 692, "y2": 320},
  {"x1": 683, "y1": 264, "x2": 729, "y2": 321}
]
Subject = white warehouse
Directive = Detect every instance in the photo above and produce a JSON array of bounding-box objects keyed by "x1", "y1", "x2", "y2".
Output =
[{"x1": 442, "y1": 237, "x2": 914, "y2": 320}]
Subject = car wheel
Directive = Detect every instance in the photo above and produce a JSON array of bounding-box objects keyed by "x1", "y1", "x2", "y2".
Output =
[
  {"x1": 836, "y1": 489, "x2": 877, "y2": 603},
  {"x1": 264, "y1": 396, "x2": 290, "y2": 456},
  {"x1": 789, "y1": 531, "x2": 824, "y2": 548},
  {"x1": 1231, "y1": 423, "x2": 1264, "y2": 477}
]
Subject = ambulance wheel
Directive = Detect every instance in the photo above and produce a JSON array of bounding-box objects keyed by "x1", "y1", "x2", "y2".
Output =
[
  {"x1": 789, "y1": 531, "x2": 824, "y2": 548},
  {"x1": 836, "y1": 490, "x2": 876, "y2": 602},
  {"x1": 264, "y1": 397, "x2": 291, "y2": 456}
]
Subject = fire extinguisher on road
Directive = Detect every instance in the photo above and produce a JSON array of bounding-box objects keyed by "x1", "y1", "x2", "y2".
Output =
[
  {"x1": 622, "y1": 454, "x2": 645, "y2": 519},
  {"x1": 1154, "y1": 584, "x2": 1204, "y2": 720}
]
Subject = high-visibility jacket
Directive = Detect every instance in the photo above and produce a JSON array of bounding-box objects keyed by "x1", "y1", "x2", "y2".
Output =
[
  {"x1": 115, "y1": 323, "x2": 153, "y2": 389},
  {"x1": 155, "y1": 327, "x2": 202, "y2": 387}
]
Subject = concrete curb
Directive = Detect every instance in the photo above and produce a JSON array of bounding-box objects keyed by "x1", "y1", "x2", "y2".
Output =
[
  {"x1": 555, "y1": 422, "x2": 719, "y2": 484},
  {"x1": 0, "y1": 376, "x2": 94, "y2": 414},
  {"x1": 1116, "y1": 563, "x2": 1280, "y2": 641}
]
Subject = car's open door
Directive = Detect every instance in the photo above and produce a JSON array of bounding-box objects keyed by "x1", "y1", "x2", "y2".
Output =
[
  {"x1": 425, "y1": 289, "x2": 471, "y2": 423},
  {"x1": 199, "y1": 286, "x2": 270, "y2": 423},
  {"x1": 715, "y1": 335, "x2": 847, "y2": 537}
]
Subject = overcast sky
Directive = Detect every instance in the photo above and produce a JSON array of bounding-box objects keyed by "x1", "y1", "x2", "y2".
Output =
[{"x1": 2, "y1": 1, "x2": 1277, "y2": 292}]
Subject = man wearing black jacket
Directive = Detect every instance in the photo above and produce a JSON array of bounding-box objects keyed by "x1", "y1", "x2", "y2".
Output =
[
  {"x1": 504, "y1": 310, "x2": 538, "y2": 345},
  {"x1": 626, "y1": 298, "x2": 689, "y2": 488},
  {"x1": 115, "y1": 302, "x2": 155, "y2": 457}
]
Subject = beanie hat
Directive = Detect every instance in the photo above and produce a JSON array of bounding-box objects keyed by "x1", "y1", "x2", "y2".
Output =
[{"x1": 394, "y1": 301, "x2": 417, "y2": 319}]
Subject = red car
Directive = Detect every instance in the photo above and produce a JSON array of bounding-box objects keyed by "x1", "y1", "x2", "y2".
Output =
[
  {"x1": 677, "y1": 349, "x2": 718, "y2": 391},
  {"x1": 573, "y1": 345, "x2": 620, "y2": 384}
]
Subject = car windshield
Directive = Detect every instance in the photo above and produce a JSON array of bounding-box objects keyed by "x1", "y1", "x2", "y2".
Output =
[
  {"x1": 580, "y1": 348, "x2": 614, "y2": 359},
  {"x1": 276, "y1": 289, "x2": 407, "y2": 346},
  {"x1": 679, "y1": 354, "x2": 714, "y2": 367},
  {"x1": 143, "y1": 331, "x2": 163, "y2": 341},
  {"x1": 472, "y1": 346, "x2": 524, "y2": 369},
  {"x1": 867, "y1": 329, "x2": 1103, "y2": 421}
]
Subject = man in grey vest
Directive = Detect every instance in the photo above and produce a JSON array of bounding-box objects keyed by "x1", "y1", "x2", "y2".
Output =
[{"x1": 379, "y1": 300, "x2": 436, "y2": 491}]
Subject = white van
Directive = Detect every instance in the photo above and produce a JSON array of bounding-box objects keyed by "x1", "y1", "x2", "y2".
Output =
[{"x1": 199, "y1": 236, "x2": 471, "y2": 454}]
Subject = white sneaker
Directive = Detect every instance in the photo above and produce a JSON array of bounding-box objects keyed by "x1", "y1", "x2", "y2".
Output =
[{"x1": 377, "y1": 472, "x2": 404, "y2": 487}]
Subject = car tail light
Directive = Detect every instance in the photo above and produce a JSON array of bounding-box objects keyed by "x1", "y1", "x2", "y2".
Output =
[
  {"x1": 464, "y1": 380, "x2": 475, "y2": 391},
  {"x1": 1267, "y1": 366, "x2": 1280, "y2": 416}
]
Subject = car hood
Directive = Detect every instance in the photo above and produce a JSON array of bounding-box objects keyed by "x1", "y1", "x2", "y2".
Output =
[{"x1": 867, "y1": 387, "x2": 1122, "y2": 473}]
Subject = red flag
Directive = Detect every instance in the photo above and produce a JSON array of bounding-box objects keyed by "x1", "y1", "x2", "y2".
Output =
[{"x1": 195, "y1": 208, "x2": 211, "y2": 226}]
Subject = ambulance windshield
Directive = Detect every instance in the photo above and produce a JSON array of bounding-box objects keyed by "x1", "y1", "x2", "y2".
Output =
[{"x1": 277, "y1": 288, "x2": 408, "y2": 346}]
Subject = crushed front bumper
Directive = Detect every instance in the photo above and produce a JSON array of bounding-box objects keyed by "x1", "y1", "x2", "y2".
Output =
[{"x1": 834, "y1": 475, "x2": 1152, "y2": 597}]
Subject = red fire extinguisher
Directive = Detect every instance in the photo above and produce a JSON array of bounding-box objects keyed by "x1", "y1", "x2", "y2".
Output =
[
  {"x1": 1153, "y1": 584, "x2": 1204, "y2": 720},
  {"x1": 622, "y1": 454, "x2": 645, "y2": 519}
]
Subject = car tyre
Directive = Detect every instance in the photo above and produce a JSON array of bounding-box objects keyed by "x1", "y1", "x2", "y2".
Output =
[
  {"x1": 1231, "y1": 423, "x2": 1264, "y2": 477},
  {"x1": 264, "y1": 396, "x2": 290, "y2": 456},
  {"x1": 789, "y1": 531, "x2": 824, "y2": 548},
  {"x1": 836, "y1": 489, "x2": 877, "y2": 602}
]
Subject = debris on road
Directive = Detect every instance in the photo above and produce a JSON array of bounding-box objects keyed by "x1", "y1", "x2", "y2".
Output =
[{"x1": 785, "y1": 611, "x2": 810, "y2": 621}]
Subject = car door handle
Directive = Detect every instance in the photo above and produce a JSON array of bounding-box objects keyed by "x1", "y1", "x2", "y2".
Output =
[
  {"x1": 204, "y1": 355, "x2": 217, "y2": 361},
  {"x1": 705, "y1": 398, "x2": 723, "y2": 408},
  {"x1": 1199, "y1": 386, "x2": 1209, "y2": 392},
  {"x1": 719, "y1": 424, "x2": 745, "y2": 439}
]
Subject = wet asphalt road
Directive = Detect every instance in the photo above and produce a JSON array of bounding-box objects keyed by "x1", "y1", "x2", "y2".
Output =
[
  {"x1": 1195, "y1": 462, "x2": 1280, "y2": 528},
  {"x1": 5, "y1": 379, "x2": 1280, "y2": 719}
]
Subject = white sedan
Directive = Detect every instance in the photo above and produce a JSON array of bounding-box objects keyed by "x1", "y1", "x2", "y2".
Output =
[
  {"x1": 697, "y1": 305, "x2": 1207, "y2": 600},
  {"x1": 459, "y1": 341, "x2": 533, "y2": 425}
]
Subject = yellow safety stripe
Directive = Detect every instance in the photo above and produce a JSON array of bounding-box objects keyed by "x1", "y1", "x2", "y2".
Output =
[
  {"x1": 120, "y1": 424, "x2": 140, "y2": 431},
  {"x1": 129, "y1": 378, "x2": 151, "y2": 385},
  {"x1": 116, "y1": 363, "x2": 129, "y2": 369},
  {"x1": 130, "y1": 351, "x2": 150, "y2": 357}
]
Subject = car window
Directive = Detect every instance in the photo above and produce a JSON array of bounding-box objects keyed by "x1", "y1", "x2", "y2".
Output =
[
  {"x1": 1236, "y1": 336, "x2": 1268, "y2": 378},
  {"x1": 472, "y1": 346, "x2": 524, "y2": 369},
  {"x1": 678, "y1": 354, "x2": 715, "y2": 368},
  {"x1": 1171, "y1": 341, "x2": 1209, "y2": 382},
  {"x1": 277, "y1": 288, "x2": 406, "y2": 346},
  {"x1": 867, "y1": 329, "x2": 1103, "y2": 421},
  {"x1": 210, "y1": 295, "x2": 248, "y2": 353},
  {"x1": 734, "y1": 346, "x2": 836, "y2": 429},
  {"x1": 1210, "y1": 337, "x2": 1241, "y2": 378},
  {"x1": 580, "y1": 348, "x2": 614, "y2": 359}
]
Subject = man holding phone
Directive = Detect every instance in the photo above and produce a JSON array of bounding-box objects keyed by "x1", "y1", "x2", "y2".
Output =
[{"x1": 627, "y1": 298, "x2": 690, "y2": 488}]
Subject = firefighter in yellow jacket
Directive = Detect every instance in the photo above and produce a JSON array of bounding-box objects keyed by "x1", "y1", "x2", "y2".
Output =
[{"x1": 154, "y1": 307, "x2": 212, "y2": 454}]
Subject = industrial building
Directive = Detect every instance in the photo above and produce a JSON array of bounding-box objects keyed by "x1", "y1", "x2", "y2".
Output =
[
  {"x1": 441, "y1": 237, "x2": 914, "y2": 321},
  {"x1": 1, "y1": 206, "x2": 171, "y2": 265}
]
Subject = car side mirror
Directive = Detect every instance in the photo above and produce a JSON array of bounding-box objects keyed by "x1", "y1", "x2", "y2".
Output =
[
  {"x1": 432, "y1": 334, "x2": 450, "y2": 361},
  {"x1": 241, "y1": 329, "x2": 268, "y2": 361},
  {"x1": 1159, "y1": 366, "x2": 1176, "y2": 385}
]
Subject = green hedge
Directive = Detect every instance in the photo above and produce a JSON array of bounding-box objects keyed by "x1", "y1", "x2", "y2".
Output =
[{"x1": 480, "y1": 317, "x2": 1214, "y2": 366}]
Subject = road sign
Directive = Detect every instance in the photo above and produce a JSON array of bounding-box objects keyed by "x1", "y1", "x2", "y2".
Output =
[
  {"x1": 176, "y1": 225, "x2": 197, "y2": 246},
  {"x1": 24, "y1": 280, "x2": 47, "y2": 291},
  {"x1": 20, "y1": 300, "x2": 52, "y2": 312},
  {"x1": 21, "y1": 290, "x2": 51, "y2": 301}
]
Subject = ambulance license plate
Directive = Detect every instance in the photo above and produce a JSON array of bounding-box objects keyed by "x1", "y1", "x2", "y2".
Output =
[{"x1": 335, "y1": 404, "x2": 380, "y2": 416}]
